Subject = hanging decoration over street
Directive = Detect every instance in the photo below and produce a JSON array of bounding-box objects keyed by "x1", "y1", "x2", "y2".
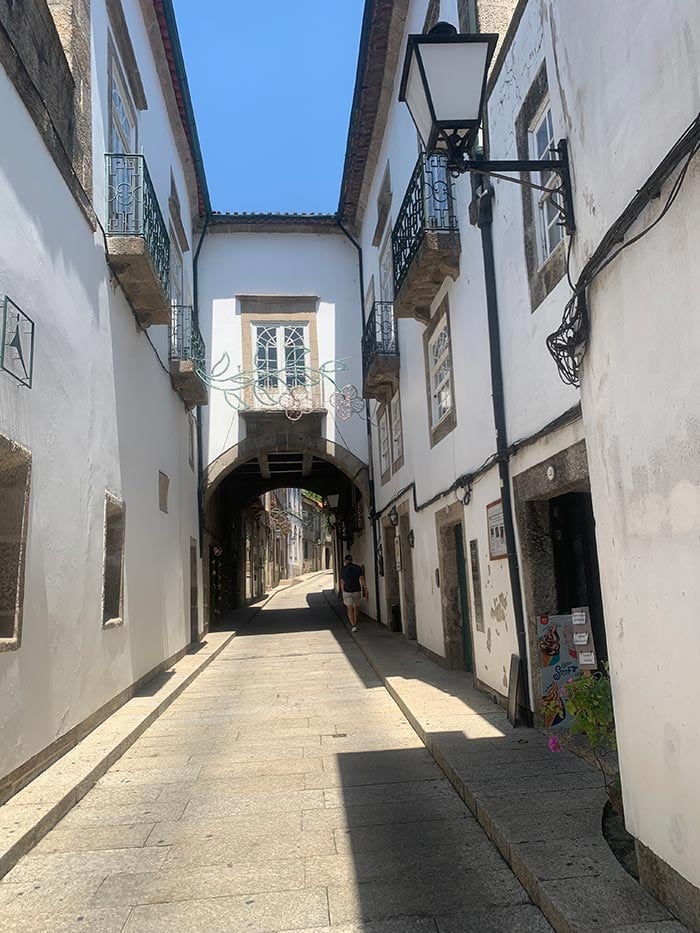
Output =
[{"x1": 194, "y1": 351, "x2": 365, "y2": 423}]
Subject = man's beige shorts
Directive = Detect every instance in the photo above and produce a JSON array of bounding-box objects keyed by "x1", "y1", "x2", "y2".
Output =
[{"x1": 343, "y1": 591, "x2": 362, "y2": 607}]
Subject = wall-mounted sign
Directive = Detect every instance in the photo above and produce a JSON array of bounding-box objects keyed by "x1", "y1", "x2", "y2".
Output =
[
  {"x1": 538, "y1": 605, "x2": 598, "y2": 730},
  {"x1": 486, "y1": 499, "x2": 507, "y2": 559},
  {"x1": 394, "y1": 534, "x2": 402, "y2": 572},
  {"x1": 572, "y1": 606, "x2": 597, "y2": 670},
  {"x1": 469, "y1": 538, "x2": 485, "y2": 632},
  {"x1": 538, "y1": 613, "x2": 580, "y2": 730},
  {"x1": 1, "y1": 296, "x2": 35, "y2": 388}
]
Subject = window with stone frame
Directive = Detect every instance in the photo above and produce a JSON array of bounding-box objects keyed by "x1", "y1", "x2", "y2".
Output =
[
  {"x1": 528, "y1": 101, "x2": 564, "y2": 264},
  {"x1": 108, "y1": 44, "x2": 137, "y2": 154},
  {"x1": 254, "y1": 323, "x2": 308, "y2": 392},
  {"x1": 378, "y1": 407, "x2": 391, "y2": 482},
  {"x1": 390, "y1": 391, "x2": 404, "y2": 469},
  {"x1": 372, "y1": 163, "x2": 392, "y2": 248},
  {"x1": 240, "y1": 297, "x2": 320, "y2": 409},
  {"x1": 102, "y1": 493, "x2": 125, "y2": 627},
  {"x1": 423, "y1": 297, "x2": 457, "y2": 447},
  {"x1": 457, "y1": 0, "x2": 478, "y2": 32},
  {"x1": 0, "y1": 435, "x2": 31, "y2": 649},
  {"x1": 188, "y1": 414, "x2": 195, "y2": 470},
  {"x1": 429, "y1": 320, "x2": 452, "y2": 426},
  {"x1": 515, "y1": 62, "x2": 567, "y2": 311},
  {"x1": 423, "y1": 0, "x2": 440, "y2": 33}
]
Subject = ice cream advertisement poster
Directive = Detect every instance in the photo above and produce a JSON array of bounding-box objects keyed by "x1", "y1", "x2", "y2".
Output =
[{"x1": 539, "y1": 614, "x2": 580, "y2": 730}]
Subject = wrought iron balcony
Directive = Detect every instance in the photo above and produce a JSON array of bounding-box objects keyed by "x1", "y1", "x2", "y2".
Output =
[
  {"x1": 169, "y1": 305, "x2": 208, "y2": 407},
  {"x1": 362, "y1": 301, "x2": 399, "y2": 401},
  {"x1": 105, "y1": 153, "x2": 171, "y2": 327},
  {"x1": 391, "y1": 153, "x2": 461, "y2": 321}
]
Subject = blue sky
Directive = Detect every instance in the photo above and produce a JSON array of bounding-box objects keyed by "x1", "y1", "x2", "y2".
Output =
[{"x1": 172, "y1": 0, "x2": 366, "y2": 214}]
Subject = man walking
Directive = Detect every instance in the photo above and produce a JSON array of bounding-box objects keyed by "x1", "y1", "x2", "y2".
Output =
[{"x1": 340, "y1": 554, "x2": 367, "y2": 633}]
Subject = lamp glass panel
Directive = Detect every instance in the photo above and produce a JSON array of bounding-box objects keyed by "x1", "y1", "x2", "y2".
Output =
[
  {"x1": 419, "y1": 40, "x2": 491, "y2": 124},
  {"x1": 404, "y1": 49, "x2": 434, "y2": 146}
]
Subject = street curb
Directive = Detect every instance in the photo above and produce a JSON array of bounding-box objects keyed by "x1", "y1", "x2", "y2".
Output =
[{"x1": 321, "y1": 589, "x2": 682, "y2": 933}]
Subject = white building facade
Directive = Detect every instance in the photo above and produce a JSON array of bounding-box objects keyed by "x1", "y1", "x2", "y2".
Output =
[
  {"x1": 344, "y1": 0, "x2": 700, "y2": 921},
  {"x1": 198, "y1": 219, "x2": 374, "y2": 613},
  {"x1": 0, "y1": 0, "x2": 208, "y2": 795}
]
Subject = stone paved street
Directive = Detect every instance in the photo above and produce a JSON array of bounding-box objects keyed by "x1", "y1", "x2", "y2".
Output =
[{"x1": 0, "y1": 576, "x2": 552, "y2": 932}]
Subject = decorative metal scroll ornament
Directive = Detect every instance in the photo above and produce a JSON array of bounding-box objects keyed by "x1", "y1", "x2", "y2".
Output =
[
  {"x1": 329, "y1": 384, "x2": 364, "y2": 421},
  {"x1": 279, "y1": 386, "x2": 313, "y2": 422},
  {"x1": 194, "y1": 350, "x2": 364, "y2": 423}
]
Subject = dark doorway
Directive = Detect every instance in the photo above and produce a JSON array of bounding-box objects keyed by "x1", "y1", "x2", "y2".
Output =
[
  {"x1": 550, "y1": 492, "x2": 607, "y2": 664},
  {"x1": 454, "y1": 524, "x2": 474, "y2": 673}
]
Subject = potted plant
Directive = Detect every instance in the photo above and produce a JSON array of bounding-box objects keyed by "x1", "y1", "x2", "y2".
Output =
[{"x1": 543, "y1": 666, "x2": 622, "y2": 812}]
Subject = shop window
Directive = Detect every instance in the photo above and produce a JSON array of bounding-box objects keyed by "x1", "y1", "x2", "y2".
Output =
[
  {"x1": 102, "y1": 493, "x2": 125, "y2": 626},
  {"x1": 0, "y1": 435, "x2": 31, "y2": 647}
]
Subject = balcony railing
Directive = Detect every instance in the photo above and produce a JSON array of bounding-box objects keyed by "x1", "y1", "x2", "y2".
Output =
[
  {"x1": 106, "y1": 153, "x2": 170, "y2": 300},
  {"x1": 362, "y1": 301, "x2": 399, "y2": 401},
  {"x1": 170, "y1": 304, "x2": 205, "y2": 365},
  {"x1": 392, "y1": 152, "x2": 459, "y2": 295},
  {"x1": 169, "y1": 305, "x2": 208, "y2": 407}
]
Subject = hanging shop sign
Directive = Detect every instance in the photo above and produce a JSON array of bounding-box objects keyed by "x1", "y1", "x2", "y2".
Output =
[
  {"x1": 486, "y1": 499, "x2": 507, "y2": 559},
  {"x1": 1, "y1": 296, "x2": 35, "y2": 388}
]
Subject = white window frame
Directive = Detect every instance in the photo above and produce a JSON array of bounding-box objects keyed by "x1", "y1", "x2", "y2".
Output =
[
  {"x1": 528, "y1": 100, "x2": 564, "y2": 264},
  {"x1": 428, "y1": 318, "x2": 453, "y2": 428},
  {"x1": 378, "y1": 409, "x2": 391, "y2": 477},
  {"x1": 108, "y1": 42, "x2": 137, "y2": 154},
  {"x1": 390, "y1": 391, "x2": 403, "y2": 465},
  {"x1": 252, "y1": 322, "x2": 309, "y2": 395}
]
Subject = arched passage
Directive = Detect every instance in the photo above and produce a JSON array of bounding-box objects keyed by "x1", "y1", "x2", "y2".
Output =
[{"x1": 202, "y1": 419, "x2": 371, "y2": 623}]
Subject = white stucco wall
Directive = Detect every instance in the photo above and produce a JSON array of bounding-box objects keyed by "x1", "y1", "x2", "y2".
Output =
[
  {"x1": 199, "y1": 229, "x2": 366, "y2": 469},
  {"x1": 0, "y1": 1, "x2": 201, "y2": 782},
  {"x1": 537, "y1": 0, "x2": 700, "y2": 889}
]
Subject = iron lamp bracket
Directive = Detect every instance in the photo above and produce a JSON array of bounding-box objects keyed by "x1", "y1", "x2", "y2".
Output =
[{"x1": 439, "y1": 133, "x2": 576, "y2": 235}]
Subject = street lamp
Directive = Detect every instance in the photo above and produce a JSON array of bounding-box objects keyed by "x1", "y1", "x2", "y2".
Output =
[
  {"x1": 388, "y1": 505, "x2": 399, "y2": 527},
  {"x1": 399, "y1": 22, "x2": 575, "y2": 233}
]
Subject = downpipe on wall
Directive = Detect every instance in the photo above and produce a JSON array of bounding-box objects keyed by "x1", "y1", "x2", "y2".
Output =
[
  {"x1": 338, "y1": 221, "x2": 383, "y2": 626},
  {"x1": 471, "y1": 172, "x2": 533, "y2": 725},
  {"x1": 193, "y1": 214, "x2": 210, "y2": 560}
]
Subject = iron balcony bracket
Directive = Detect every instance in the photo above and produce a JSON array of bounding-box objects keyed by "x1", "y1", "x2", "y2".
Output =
[{"x1": 442, "y1": 137, "x2": 576, "y2": 235}]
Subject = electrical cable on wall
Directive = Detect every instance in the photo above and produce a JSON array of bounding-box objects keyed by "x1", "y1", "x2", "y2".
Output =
[{"x1": 547, "y1": 111, "x2": 700, "y2": 386}]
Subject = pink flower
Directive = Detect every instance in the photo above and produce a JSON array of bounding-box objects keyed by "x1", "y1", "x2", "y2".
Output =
[{"x1": 548, "y1": 735, "x2": 563, "y2": 753}]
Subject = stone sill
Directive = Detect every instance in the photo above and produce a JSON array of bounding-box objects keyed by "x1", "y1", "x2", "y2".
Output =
[{"x1": 106, "y1": 236, "x2": 170, "y2": 327}]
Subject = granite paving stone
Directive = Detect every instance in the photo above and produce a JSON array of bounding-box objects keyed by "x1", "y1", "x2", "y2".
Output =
[{"x1": 3, "y1": 576, "x2": 561, "y2": 931}]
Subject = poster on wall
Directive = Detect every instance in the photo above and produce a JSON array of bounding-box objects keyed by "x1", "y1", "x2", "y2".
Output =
[
  {"x1": 538, "y1": 614, "x2": 580, "y2": 730},
  {"x1": 486, "y1": 500, "x2": 507, "y2": 559}
]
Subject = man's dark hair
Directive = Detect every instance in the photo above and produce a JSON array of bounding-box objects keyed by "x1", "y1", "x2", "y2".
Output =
[{"x1": 344, "y1": 554, "x2": 353, "y2": 562}]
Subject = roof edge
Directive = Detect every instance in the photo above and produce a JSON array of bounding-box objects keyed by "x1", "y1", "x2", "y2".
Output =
[{"x1": 155, "y1": 0, "x2": 212, "y2": 216}]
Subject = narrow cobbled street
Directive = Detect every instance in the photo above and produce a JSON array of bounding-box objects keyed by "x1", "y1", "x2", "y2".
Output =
[{"x1": 0, "y1": 574, "x2": 551, "y2": 932}]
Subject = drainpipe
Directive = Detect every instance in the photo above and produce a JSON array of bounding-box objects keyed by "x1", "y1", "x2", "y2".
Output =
[
  {"x1": 471, "y1": 172, "x2": 532, "y2": 724},
  {"x1": 193, "y1": 214, "x2": 210, "y2": 558},
  {"x1": 338, "y1": 221, "x2": 383, "y2": 626}
]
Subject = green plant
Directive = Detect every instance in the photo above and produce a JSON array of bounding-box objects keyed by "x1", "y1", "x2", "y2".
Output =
[{"x1": 564, "y1": 670, "x2": 616, "y2": 750}]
